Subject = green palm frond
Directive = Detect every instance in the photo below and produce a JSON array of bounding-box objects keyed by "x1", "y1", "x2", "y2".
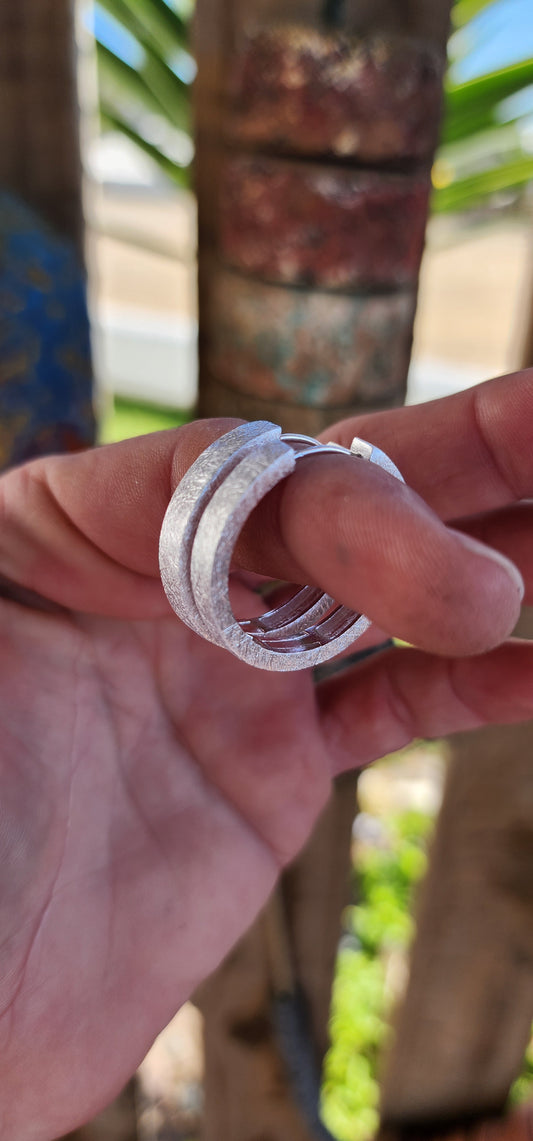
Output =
[
  {"x1": 98, "y1": 0, "x2": 188, "y2": 56},
  {"x1": 97, "y1": 41, "x2": 171, "y2": 120},
  {"x1": 444, "y1": 58, "x2": 533, "y2": 144},
  {"x1": 95, "y1": 0, "x2": 193, "y2": 184},
  {"x1": 451, "y1": 0, "x2": 498, "y2": 29},
  {"x1": 100, "y1": 104, "x2": 191, "y2": 187},
  {"x1": 433, "y1": 154, "x2": 533, "y2": 211},
  {"x1": 94, "y1": 0, "x2": 533, "y2": 212}
]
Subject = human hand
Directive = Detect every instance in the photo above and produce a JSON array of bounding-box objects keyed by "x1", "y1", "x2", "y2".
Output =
[{"x1": 0, "y1": 370, "x2": 532, "y2": 1139}]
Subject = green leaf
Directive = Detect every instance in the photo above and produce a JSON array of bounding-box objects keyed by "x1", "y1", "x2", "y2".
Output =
[
  {"x1": 97, "y1": 41, "x2": 166, "y2": 117},
  {"x1": 96, "y1": 1, "x2": 191, "y2": 122},
  {"x1": 451, "y1": 0, "x2": 498, "y2": 30},
  {"x1": 97, "y1": 43, "x2": 190, "y2": 134},
  {"x1": 444, "y1": 59, "x2": 533, "y2": 143},
  {"x1": 100, "y1": 105, "x2": 191, "y2": 187},
  {"x1": 442, "y1": 104, "x2": 498, "y2": 145},
  {"x1": 437, "y1": 121, "x2": 524, "y2": 179},
  {"x1": 432, "y1": 155, "x2": 533, "y2": 211},
  {"x1": 134, "y1": 0, "x2": 188, "y2": 47},
  {"x1": 140, "y1": 44, "x2": 191, "y2": 131},
  {"x1": 97, "y1": 0, "x2": 188, "y2": 56}
]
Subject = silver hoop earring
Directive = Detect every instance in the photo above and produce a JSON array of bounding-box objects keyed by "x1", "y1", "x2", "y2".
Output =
[{"x1": 159, "y1": 421, "x2": 404, "y2": 671}]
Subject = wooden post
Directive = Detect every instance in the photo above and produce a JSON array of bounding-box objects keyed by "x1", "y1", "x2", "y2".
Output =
[
  {"x1": 0, "y1": 0, "x2": 85, "y2": 250},
  {"x1": 380, "y1": 222, "x2": 533, "y2": 1131},
  {"x1": 194, "y1": 2, "x2": 451, "y2": 1137},
  {"x1": 0, "y1": 0, "x2": 95, "y2": 470},
  {"x1": 380, "y1": 611, "x2": 533, "y2": 1133},
  {"x1": 60, "y1": 1086, "x2": 138, "y2": 1141}
]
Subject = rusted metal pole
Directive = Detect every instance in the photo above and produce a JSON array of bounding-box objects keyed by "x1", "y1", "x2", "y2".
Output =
[
  {"x1": 194, "y1": 3, "x2": 451, "y2": 1137},
  {"x1": 195, "y1": 0, "x2": 450, "y2": 435}
]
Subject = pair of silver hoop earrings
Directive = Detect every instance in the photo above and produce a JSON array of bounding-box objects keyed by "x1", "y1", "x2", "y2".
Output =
[{"x1": 159, "y1": 420, "x2": 403, "y2": 672}]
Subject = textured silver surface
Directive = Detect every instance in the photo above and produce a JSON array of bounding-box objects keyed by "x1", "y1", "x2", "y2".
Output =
[
  {"x1": 365, "y1": 441, "x2": 403, "y2": 481},
  {"x1": 159, "y1": 421, "x2": 281, "y2": 641},
  {"x1": 350, "y1": 436, "x2": 373, "y2": 460},
  {"x1": 159, "y1": 422, "x2": 404, "y2": 671},
  {"x1": 190, "y1": 439, "x2": 295, "y2": 645}
]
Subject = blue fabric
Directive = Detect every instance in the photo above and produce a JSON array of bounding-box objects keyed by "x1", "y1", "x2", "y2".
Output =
[{"x1": 0, "y1": 192, "x2": 95, "y2": 471}]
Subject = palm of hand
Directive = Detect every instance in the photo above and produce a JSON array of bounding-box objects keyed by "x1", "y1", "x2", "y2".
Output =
[{"x1": 0, "y1": 594, "x2": 326, "y2": 1139}]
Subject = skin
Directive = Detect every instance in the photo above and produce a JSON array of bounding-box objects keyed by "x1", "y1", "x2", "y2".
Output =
[{"x1": 0, "y1": 369, "x2": 532, "y2": 1139}]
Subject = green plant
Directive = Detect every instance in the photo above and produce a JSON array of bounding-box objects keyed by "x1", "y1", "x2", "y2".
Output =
[
  {"x1": 95, "y1": 0, "x2": 195, "y2": 187},
  {"x1": 321, "y1": 798, "x2": 533, "y2": 1141},
  {"x1": 511, "y1": 1037, "x2": 533, "y2": 1107},
  {"x1": 321, "y1": 810, "x2": 433, "y2": 1141},
  {"x1": 93, "y1": 0, "x2": 533, "y2": 213},
  {"x1": 432, "y1": 0, "x2": 533, "y2": 211}
]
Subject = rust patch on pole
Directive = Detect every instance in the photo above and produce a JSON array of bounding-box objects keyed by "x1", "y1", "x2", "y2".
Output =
[
  {"x1": 227, "y1": 28, "x2": 444, "y2": 162},
  {"x1": 220, "y1": 158, "x2": 430, "y2": 290},
  {"x1": 207, "y1": 267, "x2": 416, "y2": 407}
]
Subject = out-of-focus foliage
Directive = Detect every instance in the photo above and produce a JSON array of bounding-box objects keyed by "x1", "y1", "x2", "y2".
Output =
[
  {"x1": 320, "y1": 797, "x2": 533, "y2": 1141},
  {"x1": 94, "y1": 0, "x2": 195, "y2": 186},
  {"x1": 320, "y1": 810, "x2": 433, "y2": 1141},
  {"x1": 93, "y1": 0, "x2": 533, "y2": 214},
  {"x1": 433, "y1": 0, "x2": 533, "y2": 211},
  {"x1": 511, "y1": 1039, "x2": 533, "y2": 1107}
]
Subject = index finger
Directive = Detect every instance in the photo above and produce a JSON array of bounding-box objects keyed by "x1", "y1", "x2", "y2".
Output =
[{"x1": 325, "y1": 369, "x2": 533, "y2": 521}]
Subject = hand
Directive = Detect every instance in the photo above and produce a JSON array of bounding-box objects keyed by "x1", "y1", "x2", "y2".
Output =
[{"x1": 0, "y1": 370, "x2": 532, "y2": 1140}]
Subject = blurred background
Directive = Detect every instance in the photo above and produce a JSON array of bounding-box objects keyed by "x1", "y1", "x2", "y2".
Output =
[
  {"x1": 65, "y1": 2, "x2": 533, "y2": 1140},
  {"x1": 86, "y1": 0, "x2": 533, "y2": 438}
]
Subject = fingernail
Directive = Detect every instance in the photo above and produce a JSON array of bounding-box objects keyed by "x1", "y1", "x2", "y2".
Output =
[{"x1": 452, "y1": 529, "x2": 525, "y2": 601}]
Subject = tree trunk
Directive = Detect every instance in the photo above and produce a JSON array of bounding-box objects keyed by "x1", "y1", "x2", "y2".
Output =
[
  {"x1": 60, "y1": 1084, "x2": 138, "y2": 1141},
  {"x1": 194, "y1": 2, "x2": 451, "y2": 1137},
  {"x1": 380, "y1": 214, "x2": 533, "y2": 1128},
  {"x1": 0, "y1": 0, "x2": 85, "y2": 250},
  {"x1": 380, "y1": 609, "x2": 533, "y2": 1133},
  {"x1": 0, "y1": 0, "x2": 95, "y2": 470}
]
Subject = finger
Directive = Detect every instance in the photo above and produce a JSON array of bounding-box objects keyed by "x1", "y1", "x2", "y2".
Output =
[
  {"x1": 0, "y1": 428, "x2": 189, "y2": 618},
  {"x1": 269, "y1": 451, "x2": 524, "y2": 656},
  {"x1": 0, "y1": 419, "x2": 250, "y2": 618},
  {"x1": 324, "y1": 369, "x2": 533, "y2": 520},
  {"x1": 458, "y1": 501, "x2": 533, "y2": 603},
  {"x1": 318, "y1": 639, "x2": 533, "y2": 776},
  {"x1": 0, "y1": 421, "x2": 524, "y2": 655}
]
